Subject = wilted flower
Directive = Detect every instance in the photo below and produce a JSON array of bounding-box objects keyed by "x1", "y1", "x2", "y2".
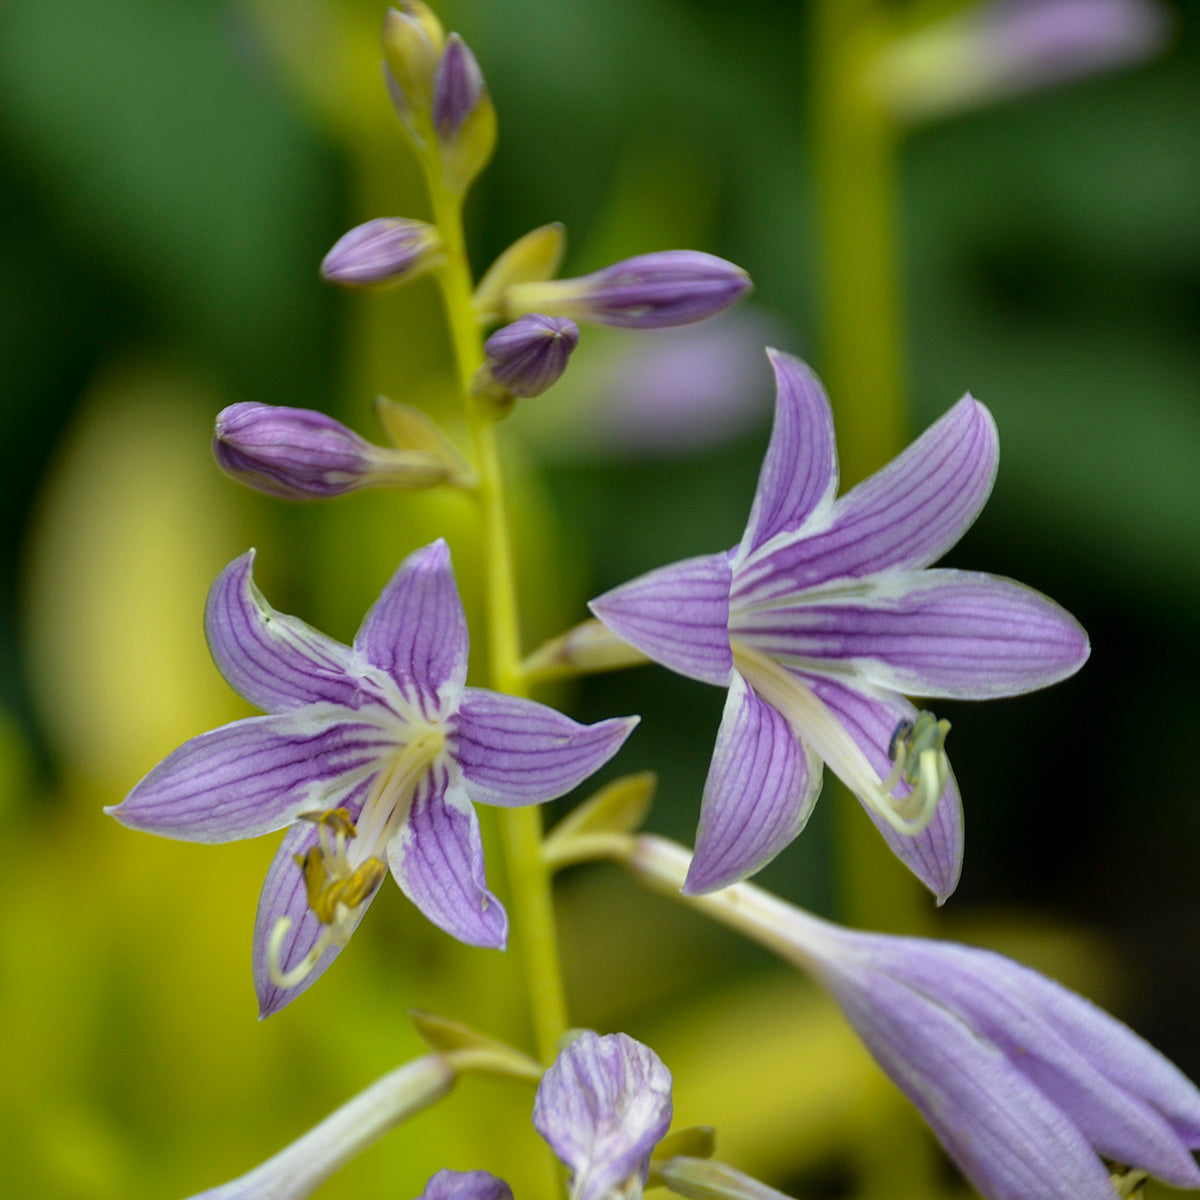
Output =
[
  {"x1": 591, "y1": 351, "x2": 1088, "y2": 900},
  {"x1": 108, "y1": 540, "x2": 636, "y2": 1015},
  {"x1": 320, "y1": 217, "x2": 443, "y2": 287},
  {"x1": 534, "y1": 1032, "x2": 674, "y2": 1200},
  {"x1": 482, "y1": 314, "x2": 580, "y2": 398}
]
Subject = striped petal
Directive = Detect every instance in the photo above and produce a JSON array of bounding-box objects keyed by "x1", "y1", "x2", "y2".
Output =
[
  {"x1": 732, "y1": 569, "x2": 1089, "y2": 700},
  {"x1": 736, "y1": 351, "x2": 838, "y2": 561},
  {"x1": 803, "y1": 675, "x2": 963, "y2": 903},
  {"x1": 589, "y1": 552, "x2": 733, "y2": 686},
  {"x1": 683, "y1": 672, "x2": 821, "y2": 894},
  {"x1": 733, "y1": 396, "x2": 997, "y2": 603},
  {"x1": 453, "y1": 689, "x2": 638, "y2": 808},
  {"x1": 389, "y1": 770, "x2": 507, "y2": 949},
  {"x1": 205, "y1": 550, "x2": 360, "y2": 712},
  {"x1": 353, "y1": 540, "x2": 468, "y2": 710},
  {"x1": 106, "y1": 707, "x2": 393, "y2": 843}
]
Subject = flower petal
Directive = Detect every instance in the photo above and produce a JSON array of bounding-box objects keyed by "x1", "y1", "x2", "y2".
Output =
[
  {"x1": 353, "y1": 540, "x2": 468, "y2": 710},
  {"x1": 205, "y1": 550, "x2": 361, "y2": 712},
  {"x1": 802, "y1": 675, "x2": 963, "y2": 903},
  {"x1": 252, "y1": 783, "x2": 377, "y2": 1018},
  {"x1": 826, "y1": 961, "x2": 1119, "y2": 1200},
  {"x1": 533, "y1": 1032, "x2": 673, "y2": 1200},
  {"x1": 417, "y1": 1170, "x2": 514, "y2": 1200},
  {"x1": 389, "y1": 769, "x2": 507, "y2": 949},
  {"x1": 106, "y1": 708, "x2": 393, "y2": 843},
  {"x1": 733, "y1": 569, "x2": 1089, "y2": 701},
  {"x1": 736, "y1": 351, "x2": 837, "y2": 561},
  {"x1": 732, "y1": 396, "x2": 997, "y2": 604},
  {"x1": 589, "y1": 552, "x2": 733, "y2": 686},
  {"x1": 683, "y1": 672, "x2": 821, "y2": 894},
  {"x1": 453, "y1": 689, "x2": 638, "y2": 808}
]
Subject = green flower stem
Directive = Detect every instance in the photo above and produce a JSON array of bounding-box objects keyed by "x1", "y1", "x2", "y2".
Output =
[
  {"x1": 810, "y1": 4, "x2": 937, "y2": 1196},
  {"x1": 427, "y1": 174, "x2": 570, "y2": 1069}
]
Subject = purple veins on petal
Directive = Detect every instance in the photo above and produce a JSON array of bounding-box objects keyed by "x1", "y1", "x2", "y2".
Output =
[
  {"x1": 320, "y1": 217, "x2": 442, "y2": 287},
  {"x1": 484, "y1": 314, "x2": 580, "y2": 397}
]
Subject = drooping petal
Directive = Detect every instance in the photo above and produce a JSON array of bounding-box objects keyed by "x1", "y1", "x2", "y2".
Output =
[
  {"x1": 353, "y1": 539, "x2": 469, "y2": 710},
  {"x1": 453, "y1": 689, "x2": 638, "y2": 808},
  {"x1": 825, "y1": 961, "x2": 1119, "y2": 1200},
  {"x1": 252, "y1": 783, "x2": 377, "y2": 1018},
  {"x1": 801, "y1": 675, "x2": 963, "y2": 903},
  {"x1": 732, "y1": 569, "x2": 1089, "y2": 701},
  {"x1": 106, "y1": 708, "x2": 393, "y2": 843},
  {"x1": 205, "y1": 550, "x2": 361, "y2": 712},
  {"x1": 736, "y1": 351, "x2": 838, "y2": 561},
  {"x1": 868, "y1": 940, "x2": 1200, "y2": 1186},
  {"x1": 589, "y1": 552, "x2": 733, "y2": 687},
  {"x1": 683, "y1": 672, "x2": 821, "y2": 894},
  {"x1": 534, "y1": 1032, "x2": 674, "y2": 1200},
  {"x1": 732, "y1": 396, "x2": 997, "y2": 604},
  {"x1": 389, "y1": 769, "x2": 507, "y2": 949},
  {"x1": 417, "y1": 1170, "x2": 514, "y2": 1200}
]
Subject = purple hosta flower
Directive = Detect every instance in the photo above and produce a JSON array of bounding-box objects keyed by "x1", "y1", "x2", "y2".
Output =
[
  {"x1": 483, "y1": 314, "x2": 580, "y2": 398},
  {"x1": 534, "y1": 1032, "x2": 674, "y2": 1200},
  {"x1": 872, "y1": 0, "x2": 1170, "y2": 123},
  {"x1": 591, "y1": 351, "x2": 1088, "y2": 901},
  {"x1": 503, "y1": 252, "x2": 752, "y2": 331},
  {"x1": 417, "y1": 1170, "x2": 514, "y2": 1200},
  {"x1": 320, "y1": 217, "x2": 443, "y2": 288},
  {"x1": 432, "y1": 33, "x2": 486, "y2": 139},
  {"x1": 213, "y1": 402, "x2": 457, "y2": 499},
  {"x1": 107, "y1": 540, "x2": 636, "y2": 1016}
]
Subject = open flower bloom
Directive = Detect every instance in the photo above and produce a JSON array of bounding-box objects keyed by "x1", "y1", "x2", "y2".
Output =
[
  {"x1": 108, "y1": 540, "x2": 636, "y2": 1015},
  {"x1": 534, "y1": 1032, "x2": 674, "y2": 1200},
  {"x1": 591, "y1": 351, "x2": 1089, "y2": 900}
]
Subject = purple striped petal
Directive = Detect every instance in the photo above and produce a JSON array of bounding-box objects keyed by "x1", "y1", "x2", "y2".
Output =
[
  {"x1": 733, "y1": 569, "x2": 1089, "y2": 701},
  {"x1": 683, "y1": 672, "x2": 821, "y2": 894},
  {"x1": 452, "y1": 689, "x2": 637, "y2": 808},
  {"x1": 353, "y1": 540, "x2": 469, "y2": 709},
  {"x1": 253, "y1": 783, "x2": 376, "y2": 1018},
  {"x1": 389, "y1": 770, "x2": 507, "y2": 949},
  {"x1": 589, "y1": 552, "x2": 733, "y2": 686},
  {"x1": 106, "y1": 709, "x2": 393, "y2": 843},
  {"x1": 732, "y1": 397, "x2": 997, "y2": 603},
  {"x1": 737, "y1": 351, "x2": 838, "y2": 560},
  {"x1": 826, "y1": 961, "x2": 1118, "y2": 1200},
  {"x1": 533, "y1": 1032, "x2": 673, "y2": 1200},
  {"x1": 205, "y1": 550, "x2": 360, "y2": 712},
  {"x1": 803, "y1": 675, "x2": 963, "y2": 902}
]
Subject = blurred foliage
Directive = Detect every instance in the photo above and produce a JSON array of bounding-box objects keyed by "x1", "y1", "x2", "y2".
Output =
[{"x1": 2, "y1": 0, "x2": 1199, "y2": 1198}]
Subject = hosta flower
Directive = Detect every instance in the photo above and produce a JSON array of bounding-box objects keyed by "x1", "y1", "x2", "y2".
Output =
[
  {"x1": 108, "y1": 540, "x2": 636, "y2": 1016},
  {"x1": 591, "y1": 351, "x2": 1088, "y2": 900},
  {"x1": 416, "y1": 1170, "x2": 513, "y2": 1200},
  {"x1": 534, "y1": 1032, "x2": 674, "y2": 1200}
]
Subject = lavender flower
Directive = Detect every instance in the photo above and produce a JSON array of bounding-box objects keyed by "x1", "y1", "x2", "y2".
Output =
[
  {"x1": 591, "y1": 351, "x2": 1088, "y2": 900},
  {"x1": 534, "y1": 1032, "x2": 674, "y2": 1200},
  {"x1": 320, "y1": 217, "x2": 443, "y2": 288},
  {"x1": 483, "y1": 314, "x2": 580, "y2": 398},
  {"x1": 433, "y1": 34, "x2": 486, "y2": 139},
  {"x1": 107, "y1": 540, "x2": 636, "y2": 1015},
  {"x1": 417, "y1": 1170, "x2": 514, "y2": 1200},
  {"x1": 503, "y1": 252, "x2": 752, "y2": 330}
]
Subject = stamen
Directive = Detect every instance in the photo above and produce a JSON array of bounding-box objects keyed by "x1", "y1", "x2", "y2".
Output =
[
  {"x1": 884, "y1": 711, "x2": 952, "y2": 828},
  {"x1": 298, "y1": 806, "x2": 358, "y2": 837}
]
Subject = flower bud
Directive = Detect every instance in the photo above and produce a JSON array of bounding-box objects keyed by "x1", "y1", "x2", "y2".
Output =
[
  {"x1": 503, "y1": 251, "x2": 751, "y2": 329},
  {"x1": 432, "y1": 35, "x2": 497, "y2": 193},
  {"x1": 320, "y1": 218, "x2": 442, "y2": 288},
  {"x1": 213, "y1": 403, "x2": 452, "y2": 500},
  {"x1": 483, "y1": 314, "x2": 579, "y2": 398},
  {"x1": 382, "y1": 3, "x2": 445, "y2": 120}
]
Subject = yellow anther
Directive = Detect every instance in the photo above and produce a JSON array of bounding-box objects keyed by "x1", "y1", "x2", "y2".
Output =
[
  {"x1": 298, "y1": 806, "x2": 358, "y2": 837},
  {"x1": 884, "y1": 710, "x2": 952, "y2": 827}
]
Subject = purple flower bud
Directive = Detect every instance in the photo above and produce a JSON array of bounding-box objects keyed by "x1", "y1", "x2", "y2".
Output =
[
  {"x1": 484, "y1": 314, "x2": 580, "y2": 398},
  {"x1": 213, "y1": 403, "x2": 447, "y2": 500},
  {"x1": 416, "y1": 1170, "x2": 513, "y2": 1200},
  {"x1": 505, "y1": 252, "x2": 752, "y2": 329},
  {"x1": 320, "y1": 218, "x2": 442, "y2": 288},
  {"x1": 432, "y1": 34, "x2": 486, "y2": 139}
]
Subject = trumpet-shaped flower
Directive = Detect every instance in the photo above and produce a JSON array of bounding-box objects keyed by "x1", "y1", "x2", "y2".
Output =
[
  {"x1": 534, "y1": 1032, "x2": 674, "y2": 1200},
  {"x1": 591, "y1": 351, "x2": 1088, "y2": 900},
  {"x1": 108, "y1": 540, "x2": 636, "y2": 1016}
]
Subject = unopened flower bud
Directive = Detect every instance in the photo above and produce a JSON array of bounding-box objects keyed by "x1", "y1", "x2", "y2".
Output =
[
  {"x1": 433, "y1": 35, "x2": 497, "y2": 193},
  {"x1": 213, "y1": 403, "x2": 453, "y2": 500},
  {"x1": 320, "y1": 218, "x2": 442, "y2": 288},
  {"x1": 382, "y1": 3, "x2": 445, "y2": 120},
  {"x1": 503, "y1": 251, "x2": 751, "y2": 329},
  {"x1": 483, "y1": 315, "x2": 579, "y2": 398}
]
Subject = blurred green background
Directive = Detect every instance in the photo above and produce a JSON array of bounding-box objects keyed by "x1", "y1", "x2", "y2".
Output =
[{"x1": 3, "y1": 0, "x2": 1199, "y2": 1197}]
